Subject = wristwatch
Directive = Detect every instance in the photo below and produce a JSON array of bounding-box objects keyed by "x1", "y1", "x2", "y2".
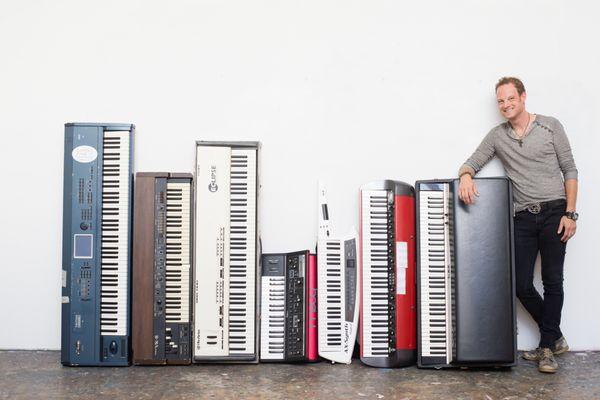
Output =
[{"x1": 565, "y1": 211, "x2": 579, "y2": 221}]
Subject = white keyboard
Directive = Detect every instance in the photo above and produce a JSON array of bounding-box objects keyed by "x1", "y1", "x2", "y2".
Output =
[
  {"x1": 360, "y1": 189, "x2": 392, "y2": 357},
  {"x1": 260, "y1": 276, "x2": 285, "y2": 360},
  {"x1": 318, "y1": 239, "x2": 343, "y2": 352},
  {"x1": 100, "y1": 131, "x2": 130, "y2": 336},
  {"x1": 165, "y1": 181, "x2": 191, "y2": 324},
  {"x1": 228, "y1": 149, "x2": 257, "y2": 355},
  {"x1": 317, "y1": 184, "x2": 359, "y2": 364},
  {"x1": 194, "y1": 143, "x2": 259, "y2": 360},
  {"x1": 418, "y1": 187, "x2": 453, "y2": 363}
]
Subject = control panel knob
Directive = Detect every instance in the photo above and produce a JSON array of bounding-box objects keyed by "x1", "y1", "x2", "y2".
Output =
[{"x1": 109, "y1": 340, "x2": 118, "y2": 354}]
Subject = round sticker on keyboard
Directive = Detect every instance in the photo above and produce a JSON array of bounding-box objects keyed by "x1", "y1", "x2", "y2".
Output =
[{"x1": 72, "y1": 145, "x2": 98, "y2": 163}]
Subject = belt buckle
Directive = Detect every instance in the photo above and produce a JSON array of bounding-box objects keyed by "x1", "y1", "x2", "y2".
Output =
[{"x1": 527, "y1": 203, "x2": 541, "y2": 214}]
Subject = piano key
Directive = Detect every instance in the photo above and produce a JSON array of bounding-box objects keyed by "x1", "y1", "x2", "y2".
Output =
[
  {"x1": 100, "y1": 131, "x2": 130, "y2": 337},
  {"x1": 228, "y1": 149, "x2": 257, "y2": 355},
  {"x1": 165, "y1": 181, "x2": 191, "y2": 324},
  {"x1": 418, "y1": 188, "x2": 453, "y2": 363}
]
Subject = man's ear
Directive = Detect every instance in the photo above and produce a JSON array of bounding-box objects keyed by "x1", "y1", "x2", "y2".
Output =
[{"x1": 521, "y1": 91, "x2": 527, "y2": 103}]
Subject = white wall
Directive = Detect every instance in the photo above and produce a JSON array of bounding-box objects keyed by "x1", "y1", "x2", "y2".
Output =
[{"x1": 1, "y1": 0, "x2": 598, "y2": 350}]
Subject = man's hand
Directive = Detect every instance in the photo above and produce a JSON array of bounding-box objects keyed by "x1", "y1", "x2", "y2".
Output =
[
  {"x1": 458, "y1": 174, "x2": 479, "y2": 204},
  {"x1": 558, "y1": 216, "x2": 577, "y2": 242}
]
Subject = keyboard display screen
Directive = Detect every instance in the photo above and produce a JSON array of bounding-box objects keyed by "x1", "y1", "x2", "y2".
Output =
[{"x1": 74, "y1": 234, "x2": 93, "y2": 259}]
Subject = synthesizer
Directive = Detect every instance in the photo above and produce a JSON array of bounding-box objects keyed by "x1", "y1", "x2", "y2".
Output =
[
  {"x1": 132, "y1": 173, "x2": 193, "y2": 365},
  {"x1": 260, "y1": 251, "x2": 318, "y2": 362},
  {"x1": 317, "y1": 183, "x2": 360, "y2": 364},
  {"x1": 193, "y1": 141, "x2": 260, "y2": 363},
  {"x1": 416, "y1": 177, "x2": 516, "y2": 368},
  {"x1": 61, "y1": 122, "x2": 134, "y2": 366},
  {"x1": 359, "y1": 180, "x2": 417, "y2": 368}
]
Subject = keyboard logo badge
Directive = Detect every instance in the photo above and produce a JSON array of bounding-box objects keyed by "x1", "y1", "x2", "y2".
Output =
[
  {"x1": 208, "y1": 165, "x2": 219, "y2": 193},
  {"x1": 72, "y1": 145, "x2": 98, "y2": 163},
  {"x1": 344, "y1": 323, "x2": 350, "y2": 352}
]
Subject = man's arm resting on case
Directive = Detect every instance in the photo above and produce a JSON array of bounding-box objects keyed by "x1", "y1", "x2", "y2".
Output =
[{"x1": 458, "y1": 165, "x2": 479, "y2": 205}]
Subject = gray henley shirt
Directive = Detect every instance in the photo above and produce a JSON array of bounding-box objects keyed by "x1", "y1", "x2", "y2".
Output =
[{"x1": 461, "y1": 114, "x2": 578, "y2": 212}]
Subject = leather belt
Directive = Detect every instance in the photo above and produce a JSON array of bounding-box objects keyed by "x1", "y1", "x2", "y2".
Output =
[{"x1": 522, "y1": 199, "x2": 566, "y2": 215}]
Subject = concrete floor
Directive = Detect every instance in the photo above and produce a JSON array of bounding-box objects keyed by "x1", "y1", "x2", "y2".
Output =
[{"x1": 1, "y1": 351, "x2": 599, "y2": 400}]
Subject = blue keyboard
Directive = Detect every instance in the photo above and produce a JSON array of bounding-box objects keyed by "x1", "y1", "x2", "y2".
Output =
[{"x1": 61, "y1": 123, "x2": 135, "y2": 366}]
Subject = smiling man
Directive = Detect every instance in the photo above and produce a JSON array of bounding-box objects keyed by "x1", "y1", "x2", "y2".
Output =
[{"x1": 457, "y1": 77, "x2": 578, "y2": 373}]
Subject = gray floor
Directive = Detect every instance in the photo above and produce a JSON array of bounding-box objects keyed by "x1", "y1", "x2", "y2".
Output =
[{"x1": 1, "y1": 351, "x2": 599, "y2": 400}]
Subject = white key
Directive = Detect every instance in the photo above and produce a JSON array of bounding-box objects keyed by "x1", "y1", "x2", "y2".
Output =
[
  {"x1": 361, "y1": 190, "x2": 391, "y2": 357},
  {"x1": 165, "y1": 181, "x2": 191, "y2": 324},
  {"x1": 260, "y1": 276, "x2": 285, "y2": 360},
  {"x1": 228, "y1": 149, "x2": 257, "y2": 355},
  {"x1": 318, "y1": 239, "x2": 343, "y2": 352},
  {"x1": 100, "y1": 131, "x2": 130, "y2": 336},
  {"x1": 418, "y1": 188, "x2": 453, "y2": 363}
]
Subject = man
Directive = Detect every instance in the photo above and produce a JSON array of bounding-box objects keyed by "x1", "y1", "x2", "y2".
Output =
[{"x1": 458, "y1": 77, "x2": 578, "y2": 373}]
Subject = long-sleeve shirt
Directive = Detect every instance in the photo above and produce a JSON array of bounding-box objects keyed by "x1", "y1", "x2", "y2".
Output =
[{"x1": 460, "y1": 114, "x2": 578, "y2": 212}]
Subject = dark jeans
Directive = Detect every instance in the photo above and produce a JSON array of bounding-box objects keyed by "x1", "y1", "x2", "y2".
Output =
[{"x1": 514, "y1": 200, "x2": 567, "y2": 349}]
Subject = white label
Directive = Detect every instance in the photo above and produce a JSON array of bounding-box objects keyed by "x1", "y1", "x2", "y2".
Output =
[
  {"x1": 62, "y1": 296, "x2": 70, "y2": 304},
  {"x1": 72, "y1": 145, "x2": 98, "y2": 163},
  {"x1": 396, "y1": 242, "x2": 408, "y2": 295},
  {"x1": 62, "y1": 270, "x2": 67, "y2": 287}
]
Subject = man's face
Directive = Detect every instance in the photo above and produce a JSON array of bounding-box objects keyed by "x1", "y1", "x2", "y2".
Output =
[{"x1": 496, "y1": 83, "x2": 526, "y2": 120}]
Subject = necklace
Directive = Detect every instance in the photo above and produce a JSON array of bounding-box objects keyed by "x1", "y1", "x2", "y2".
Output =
[{"x1": 517, "y1": 112, "x2": 531, "y2": 147}]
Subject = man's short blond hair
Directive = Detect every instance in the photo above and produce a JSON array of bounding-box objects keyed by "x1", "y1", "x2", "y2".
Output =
[{"x1": 495, "y1": 77, "x2": 526, "y2": 95}]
